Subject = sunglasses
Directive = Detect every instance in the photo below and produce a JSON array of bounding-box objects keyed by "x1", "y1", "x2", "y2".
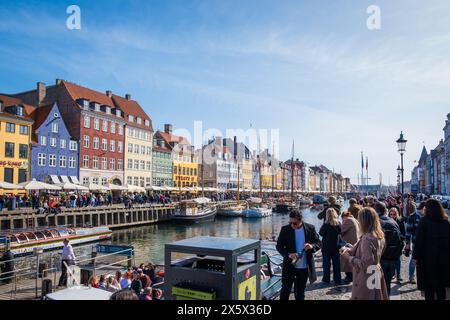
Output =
[{"x1": 289, "y1": 221, "x2": 300, "y2": 226}]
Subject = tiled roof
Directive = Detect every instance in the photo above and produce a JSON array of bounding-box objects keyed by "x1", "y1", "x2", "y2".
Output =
[
  {"x1": 153, "y1": 145, "x2": 172, "y2": 153},
  {"x1": 159, "y1": 131, "x2": 190, "y2": 147},
  {"x1": 112, "y1": 94, "x2": 153, "y2": 132},
  {"x1": 62, "y1": 81, "x2": 114, "y2": 107},
  {"x1": 29, "y1": 103, "x2": 56, "y2": 143},
  {"x1": 0, "y1": 94, "x2": 35, "y2": 122}
]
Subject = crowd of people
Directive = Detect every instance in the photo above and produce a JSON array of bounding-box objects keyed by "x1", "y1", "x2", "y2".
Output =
[{"x1": 277, "y1": 194, "x2": 450, "y2": 301}]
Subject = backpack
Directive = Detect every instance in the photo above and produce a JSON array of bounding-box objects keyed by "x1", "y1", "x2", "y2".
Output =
[{"x1": 381, "y1": 218, "x2": 405, "y2": 260}]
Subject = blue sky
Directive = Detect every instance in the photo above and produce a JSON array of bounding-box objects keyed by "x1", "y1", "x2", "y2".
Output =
[{"x1": 1, "y1": 0, "x2": 449, "y2": 184}]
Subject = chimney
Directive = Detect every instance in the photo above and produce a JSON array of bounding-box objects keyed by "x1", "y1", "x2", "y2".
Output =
[
  {"x1": 37, "y1": 82, "x2": 46, "y2": 107},
  {"x1": 164, "y1": 124, "x2": 173, "y2": 134},
  {"x1": 125, "y1": 94, "x2": 131, "y2": 100},
  {"x1": 106, "y1": 90, "x2": 113, "y2": 98},
  {"x1": 56, "y1": 79, "x2": 63, "y2": 85}
]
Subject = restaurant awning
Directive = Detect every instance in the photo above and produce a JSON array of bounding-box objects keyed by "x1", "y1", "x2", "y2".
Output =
[
  {"x1": 19, "y1": 179, "x2": 62, "y2": 191},
  {"x1": 58, "y1": 182, "x2": 89, "y2": 191},
  {"x1": 50, "y1": 175, "x2": 61, "y2": 184},
  {"x1": 88, "y1": 183, "x2": 109, "y2": 192},
  {"x1": 60, "y1": 176, "x2": 70, "y2": 183},
  {"x1": 0, "y1": 181, "x2": 24, "y2": 190},
  {"x1": 106, "y1": 184, "x2": 127, "y2": 191},
  {"x1": 70, "y1": 176, "x2": 80, "y2": 184},
  {"x1": 126, "y1": 185, "x2": 146, "y2": 193}
]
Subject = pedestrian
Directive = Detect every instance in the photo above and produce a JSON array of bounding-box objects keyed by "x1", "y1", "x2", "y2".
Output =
[
  {"x1": 319, "y1": 208, "x2": 342, "y2": 286},
  {"x1": 374, "y1": 201, "x2": 404, "y2": 297},
  {"x1": 98, "y1": 274, "x2": 107, "y2": 289},
  {"x1": 404, "y1": 201, "x2": 423, "y2": 285},
  {"x1": 317, "y1": 196, "x2": 342, "y2": 224},
  {"x1": 388, "y1": 207, "x2": 406, "y2": 283},
  {"x1": 0, "y1": 195, "x2": 4, "y2": 212},
  {"x1": 106, "y1": 276, "x2": 121, "y2": 292},
  {"x1": 276, "y1": 210, "x2": 321, "y2": 300},
  {"x1": 140, "y1": 287, "x2": 153, "y2": 300},
  {"x1": 341, "y1": 207, "x2": 388, "y2": 300},
  {"x1": 88, "y1": 275, "x2": 99, "y2": 288},
  {"x1": 138, "y1": 268, "x2": 151, "y2": 289},
  {"x1": 347, "y1": 198, "x2": 362, "y2": 220},
  {"x1": 340, "y1": 211, "x2": 360, "y2": 283},
  {"x1": 110, "y1": 289, "x2": 139, "y2": 300},
  {"x1": 0, "y1": 247, "x2": 14, "y2": 284},
  {"x1": 57, "y1": 239, "x2": 76, "y2": 287},
  {"x1": 130, "y1": 271, "x2": 143, "y2": 296},
  {"x1": 413, "y1": 199, "x2": 450, "y2": 300},
  {"x1": 120, "y1": 271, "x2": 132, "y2": 289}
]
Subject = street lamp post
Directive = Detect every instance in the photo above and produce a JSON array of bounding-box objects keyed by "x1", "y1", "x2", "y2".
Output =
[
  {"x1": 396, "y1": 131, "x2": 407, "y2": 195},
  {"x1": 397, "y1": 165, "x2": 401, "y2": 193}
]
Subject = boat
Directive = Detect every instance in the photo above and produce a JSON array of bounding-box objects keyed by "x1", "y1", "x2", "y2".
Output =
[
  {"x1": 217, "y1": 205, "x2": 246, "y2": 217},
  {"x1": 274, "y1": 201, "x2": 297, "y2": 213},
  {"x1": 243, "y1": 197, "x2": 273, "y2": 218},
  {"x1": 0, "y1": 226, "x2": 112, "y2": 256},
  {"x1": 298, "y1": 198, "x2": 312, "y2": 209},
  {"x1": 172, "y1": 197, "x2": 217, "y2": 223},
  {"x1": 312, "y1": 194, "x2": 328, "y2": 205}
]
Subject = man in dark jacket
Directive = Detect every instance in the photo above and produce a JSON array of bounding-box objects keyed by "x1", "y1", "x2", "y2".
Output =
[
  {"x1": 276, "y1": 210, "x2": 321, "y2": 300},
  {"x1": 317, "y1": 196, "x2": 341, "y2": 224},
  {"x1": 0, "y1": 248, "x2": 14, "y2": 284},
  {"x1": 374, "y1": 201, "x2": 404, "y2": 297}
]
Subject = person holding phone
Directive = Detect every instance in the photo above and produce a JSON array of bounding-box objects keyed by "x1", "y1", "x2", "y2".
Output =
[{"x1": 276, "y1": 210, "x2": 321, "y2": 300}]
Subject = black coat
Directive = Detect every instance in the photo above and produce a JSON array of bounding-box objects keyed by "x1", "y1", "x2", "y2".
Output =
[
  {"x1": 412, "y1": 216, "x2": 450, "y2": 291},
  {"x1": 276, "y1": 223, "x2": 321, "y2": 283},
  {"x1": 319, "y1": 223, "x2": 341, "y2": 256},
  {"x1": 317, "y1": 204, "x2": 342, "y2": 223}
]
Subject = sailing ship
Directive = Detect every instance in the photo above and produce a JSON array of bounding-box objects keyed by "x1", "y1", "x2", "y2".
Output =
[
  {"x1": 243, "y1": 197, "x2": 273, "y2": 218},
  {"x1": 275, "y1": 140, "x2": 299, "y2": 214}
]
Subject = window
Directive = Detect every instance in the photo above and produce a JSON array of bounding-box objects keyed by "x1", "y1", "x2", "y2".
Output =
[
  {"x1": 59, "y1": 156, "x2": 66, "y2": 168},
  {"x1": 92, "y1": 156, "x2": 99, "y2": 169},
  {"x1": 134, "y1": 145, "x2": 139, "y2": 154},
  {"x1": 16, "y1": 106, "x2": 24, "y2": 116},
  {"x1": 128, "y1": 143, "x2": 133, "y2": 153},
  {"x1": 82, "y1": 177, "x2": 89, "y2": 185},
  {"x1": 146, "y1": 161, "x2": 151, "y2": 171},
  {"x1": 118, "y1": 141, "x2": 123, "y2": 153},
  {"x1": 110, "y1": 122, "x2": 115, "y2": 133},
  {"x1": 139, "y1": 131, "x2": 144, "y2": 140},
  {"x1": 52, "y1": 122, "x2": 58, "y2": 133},
  {"x1": 133, "y1": 177, "x2": 139, "y2": 186},
  {"x1": 141, "y1": 146, "x2": 145, "y2": 155},
  {"x1": 50, "y1": 138, "x2": 57, "y2": 147},
  {"x1": 60, "y1": 139, "x2": 66, "y2": 149},
  {"x1": 117, "y1": 159, "x2": 123, "y2": 170},
  {"x1": 93, "y1": 137, "x2": 99, "y2": 149},
  {"x1": 110, "y1": 140, "x2": 115, "y2": 152},
  {"x1": 127, "y1": 176, "x2": 132, "y2": 185},
  {"x1": 101, "y1": 157, "x2": 107, "y2": 170},
  {"x1": 94, "y1": 118, "x2": 100, "y2": 130},
  {"x1": 140, "y1": 177, "x2": 144, "y2": 187},
  {"x1": 146, "y1": 147, "x2": 151, "y2": 155},
  {"x1": 94, "y1": 103, "x2": 100, "y2": 112},
  {"x1": 174, "y1": 166, "x2": 178, "y2": 174},
  {"x1": 84, "y1": 116, "x2": 90, "y2": 128},
  {"x1": 38, "y1": 153, "x2": 46, "y2": 166},
  {"x1": 134, "y1": 160, "x2": 139, "y2": 170},
  {"x1": 102, "y1": 120, "x2": 108, "y2": 132},
  {"x1": 19, "y1": 144, "x2": 28, "y2": 159},
  {"x1": 128, "y1": 115, "x2": 134, "y2": 122},
  {"x1": 18, "y1": 169, "x2": 27, "y2": 183},
  {"x1": 145, "y1": 120, "x2": 150, "y2": 127},
  {"x1": 140, "y1": 160, "x2": 145, "y2": 170},
  {"x1": 20, "y1": 125, "x2": 29, "y2": 135},
  {"x1": 83, "y1": 155, "x2": 89, "y2": 168},
  {"x1": 110, "y1": 158, "x2": 115, "y2": 170},
  {"x1": 127, "y1": 159, "x2": 133, "y2": 169},
  {"x1": 102, "y1": 139, "x2": 107, "y2": 151},
  {"x1": 40, "y1": 136, "x2": 47, "y2": 146},
  {"x1": 106, "y1": 107, "x2": 111, "y2": 114},
  {"x1": 146, "y1": 177, "x2": 151, "y2": 186},
  {"x1": 69, "y1": 141, "x2": 77, "y2": 151},
  {"x1": 3, "y1": 168, "x2": 13, "y2": 183},
  {"x1": 83, "y1": 135, "x2": 90, "y2": 148},
  {"x1": 5, "y1": 142, "x2": 14, "y2": 157},
  {"x1": 116, "y1": 109, "x2": 121, "y2": 117},
  {"x1": 6, "y1": 123, "x2": 15, "y2": 133},
  {"x1": 93, "y1": 177, "x2": 99, "y2": 185},
  {"x1": 137, "y1": 117, "x2": 142, "y2": 125},
  {"x1": 49, "y1": 154, "x2": 57, "y2": 167},
  {"x1": 69, "y1": 157, "x2": 76, "y2": 168},
  {"x1": 118, "y1": 126, "x2": 123, "y2": 135}
]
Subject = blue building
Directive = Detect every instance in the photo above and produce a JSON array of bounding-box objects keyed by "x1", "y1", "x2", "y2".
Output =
[{"x1": 30, "y1": 103, "x2": 79, "y2": 184}]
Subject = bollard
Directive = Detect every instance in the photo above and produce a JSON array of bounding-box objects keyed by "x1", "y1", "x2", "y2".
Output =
[
  {"x1": 41, "y1": 279, "x2": 53, "y2": 299},
  {"x1": 38, "y1": 263, "x2": 48, "y2": 278}
]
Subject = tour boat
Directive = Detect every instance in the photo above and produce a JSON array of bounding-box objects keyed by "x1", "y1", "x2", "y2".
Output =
[
  {"x1": 217, "y1": 205, "x2": 247, "y2": 217},
  {"x1": 0, "y1": 226, "x2": 112, "y2": 256},
  {"x1": 243, "y1": 197, "x2": 273, "y2": 218},
  {"x1": 274, "y1": 202, "x2": 297, "y2": 213},
  {"x1": 172, "y1": 197, "x2": 217, "y2": 223}
]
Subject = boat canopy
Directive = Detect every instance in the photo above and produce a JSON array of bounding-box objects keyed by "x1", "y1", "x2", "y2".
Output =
[
  {"x1": 249, "y1": 197, "x2": 263, "y2": 204},
  {"x1": 193, "y1": 197, "x2": 212, "y2": 204}
]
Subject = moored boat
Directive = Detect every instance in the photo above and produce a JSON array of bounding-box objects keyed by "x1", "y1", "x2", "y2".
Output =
[
  {"x1": 217, "y1": 205, "x2": 246, "y2": 217},
  {"x1": 0, "y1": 226, "x2": 112, "y2": 256},
  {"x1": 172, "y1": 197, "x2": 217, "y2": 224},
  {"x1": 243, "y1": 197, "x2": 273, "y2": 218}
]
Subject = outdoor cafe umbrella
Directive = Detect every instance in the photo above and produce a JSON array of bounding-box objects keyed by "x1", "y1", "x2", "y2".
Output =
[
  {"x1": 0, "y1": 181, "x2": 24, "y2": 190},
  {"x1": 106, "y1": 183, "x2": 127, "y2": 191},
  {"x1": 19, "y1": 179, "x2": 61, "y2": 191},
  {"x1": 126, "y1": 185, "x2": 146, "y2": 193},
  {"x1": 88, "y1": 183, "x2": 110, "y2": 192},
  {"x1": 58, "y1": 182, "x2": 89, "y2": 191}
]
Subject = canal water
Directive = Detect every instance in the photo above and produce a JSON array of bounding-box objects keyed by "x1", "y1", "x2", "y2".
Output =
[{"x1": 109, "y1": 202, "x2": 349, "y2": 264}]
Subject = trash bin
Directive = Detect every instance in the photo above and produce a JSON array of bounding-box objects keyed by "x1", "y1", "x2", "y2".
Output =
[
  {"x1": 7, "y1": 197, "x2": 16, "y2": 211},
  {"x1": 38, "y1": 263, "x2": 48, "y2": 278}
]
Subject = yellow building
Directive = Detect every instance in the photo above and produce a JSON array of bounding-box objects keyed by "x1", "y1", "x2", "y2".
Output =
[
  {"x1": 159, "y1": 124, "x2": 198, "y2": 188},
  {"x1": 242, "y1": 158, "x2": 253, "y2": 190},
  {"x1": 0, "y1": 95, "x2": 34, "y2": 195}
]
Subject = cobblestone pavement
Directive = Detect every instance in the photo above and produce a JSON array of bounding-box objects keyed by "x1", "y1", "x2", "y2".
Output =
[{"x1": 297, "y1": 254, "x2": 424, "y2": 300}]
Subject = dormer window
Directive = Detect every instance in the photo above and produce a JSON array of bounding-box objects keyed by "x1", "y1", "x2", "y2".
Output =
[
  {"x1": 94, "y1": 103, "x2": 100, "y2": 112},
  {"x1": 105, "y1": 107, "x2": 111, "y2": 114},
  {"x1": 116, "y1": 109, "x2": 121, "y2": 117},
  {"x1": 82, "y1": 100, "x2": 89, "y2": 110},
  {"x1": 16, "y1": 106, "x2": 24, "y2": 116},
  {"x1": 137, "y1": 117, "x2": 142, "y2": 125},
  {"x1": 145, "y1": 120, "x2": 150, "y2": 127},
  {"x1": 128, "y1": 115, "x2": 134, "y2": 122}
]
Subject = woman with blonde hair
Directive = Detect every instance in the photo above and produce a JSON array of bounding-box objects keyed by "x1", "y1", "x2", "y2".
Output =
[
  {"x1": 341, "y1": 207, "x2": 388, "y2": 300},
  {"x1": 340, "y1": 211, "x2": 361, "y2": 283},
  {"x1": 319, "y1": 208, "x2": 342, "y2": 285}
]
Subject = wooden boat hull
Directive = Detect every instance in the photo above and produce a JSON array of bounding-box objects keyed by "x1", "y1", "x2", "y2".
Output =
[
  {"x1": 172, "y1": 207, "x2": 217, "y2": 223},
  {"x1": 243, "y1": 208, "x2": 273, "y2": 218}
]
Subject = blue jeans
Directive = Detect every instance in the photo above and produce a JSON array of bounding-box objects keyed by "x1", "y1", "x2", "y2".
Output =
[
  {"x1": 0, "y1": 202, "x2": 3, "y2": 212},
  {"x1": 381, "y1": 260, "x2": 397, "y2": 296},
  {"x1": 395, "y1": 258, "x2": 401, "y2": 278},
  {"x1": 409, "y1": 243, "x2": 416, "y2": 278},
  {"x1": 322, "y1": 252, "x2": 341, "y2": 284}
]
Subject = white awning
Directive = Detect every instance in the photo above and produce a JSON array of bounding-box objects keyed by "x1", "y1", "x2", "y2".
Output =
[
  {"x1": 50, "y1": 175, "x2": 61, "y2": 184},
  {"x1": 19, "y1": 179, "x2": 61, "y2": 191},
  {"x1": 0, "y1": 181, "x2": 24, "y2": 190},
  {"x1": 60, "y1": 176, "x2": 70, "y2": 183},
  {"x1": 70, "y1": 176, "x2": 80, "y2": 184},
  {"x1": 88, "y1": 183, "x2": 109, "y2": 192},
  {"x1": 58, "y1": 182, "x2": 89, "y2": 191},
  {"x1": 193, "y1": 197, "x2": 211, "y2": 204}
]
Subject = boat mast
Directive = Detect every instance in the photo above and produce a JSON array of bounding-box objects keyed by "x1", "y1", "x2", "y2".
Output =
[
  {"x1": 237, "y1": 161, "x2": 240, "y2": 205},
  {"x1": 259, "y1": 155, "x2": 262, "y2": 199},
  {"x1": 201, "y1": 143, "x2": 204, "y2": 197},
  {"x1": 291, "y1": 140, "x2": 294, "y2": 201}
]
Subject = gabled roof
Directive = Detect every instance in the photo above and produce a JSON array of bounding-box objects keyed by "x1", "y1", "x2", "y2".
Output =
[
  {"x1": 112, "y1": 94, "x2": 153, "y2": 131},
  {"x1": 419, "y1": 146, "x2": 428, "y2": 162},
  {"x1": 159, "y1": 131, "x2": 190, "y2": 147},
  {"x1": 0, "y1": 94, "x2": 35, "y2": 122},
  {"x1": 62, "y1": 81, "x2": 114, "y2": 107}
]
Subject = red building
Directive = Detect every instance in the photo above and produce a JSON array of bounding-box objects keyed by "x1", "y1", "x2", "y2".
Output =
[{"x1": 13, "y1": 80, "x2": 127, "y2": 186}]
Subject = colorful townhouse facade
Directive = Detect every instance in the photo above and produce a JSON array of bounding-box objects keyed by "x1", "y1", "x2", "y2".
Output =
[
  {"x1": 152, "y1": 131, "x2": 173, "y2": 187},
  {"x1": 0, "y1": 95, "x2": 33, "y2": 194},
  {"x1": 29, "y1": 102, "x2": 79, "y2": 184}
]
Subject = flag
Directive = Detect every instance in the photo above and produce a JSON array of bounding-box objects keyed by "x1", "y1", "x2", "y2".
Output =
[
  {"x1": 366, "y1": 157, "x2": 368, "y2": 171},
  {"x1": 361, "y1": 152, "x2": 364, "y2": 169}
]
